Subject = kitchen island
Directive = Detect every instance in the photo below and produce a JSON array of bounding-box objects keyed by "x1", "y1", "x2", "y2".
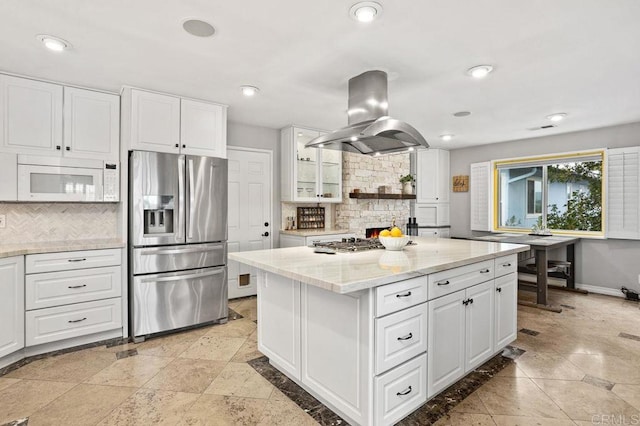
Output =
[{"x1": 230, "y1": 237, "x2": 529, "y2": 426}]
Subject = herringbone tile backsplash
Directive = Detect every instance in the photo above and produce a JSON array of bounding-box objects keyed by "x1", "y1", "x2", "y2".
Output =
[{"x1": 0, "y1": 203, "x2": 119, "y2": 244}]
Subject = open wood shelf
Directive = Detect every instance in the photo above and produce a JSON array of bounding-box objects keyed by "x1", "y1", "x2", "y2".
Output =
[{"x1": 349, "y1": 192, "x2": 416, "y2": 200}]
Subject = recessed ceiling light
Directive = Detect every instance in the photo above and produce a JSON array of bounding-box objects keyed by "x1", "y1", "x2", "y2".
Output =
[
  {"x1": 240, "y1": 85, "x2": 259, "y2": 97},
  {"x1": 547, "y1": 113, "x2": 567, "y2": 122},
  {"x1": 407, "y1": 147, "x2": 415, "y2": 152},
  {"x1": 467, "y1": 65, "x2": 494, "y2": 79},
  {"x1": 318, "y1": 144, "x2": 325, "y2": 148},
  {"x1": 182, "y1": 19, "x2": 216, "y2": 37},
  {"x1": 350, "y1": 136, "x2": 358, "y2": 142},
  {"x1": 453, "y1": 111, "x2": 471, "y2": 117},
  {"x1": 36, "y1": 35, "x2": 70, "y2": 52},
  {"x1": 374, "y1": 152, "x2": 381, "y2": 156},
  {"x1": 349, "y1": 2, "x2": 382, "y2": 22},
  {"x1": 440, "y1": 134, "x2": 454, "y2": 141},
  {"x1": 297, "y1": 132, "x2": 303, "y2": 137}
]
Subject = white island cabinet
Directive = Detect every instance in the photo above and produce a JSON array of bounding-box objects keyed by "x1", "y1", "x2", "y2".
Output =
[{"x1": 231, "y1": 237, "x2": 528, "y2": 426}]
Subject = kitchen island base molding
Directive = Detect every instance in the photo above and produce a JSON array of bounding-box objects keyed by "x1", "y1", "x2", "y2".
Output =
[{"x1": 257, "y1": 261, "x2": 518, "y2": 426}]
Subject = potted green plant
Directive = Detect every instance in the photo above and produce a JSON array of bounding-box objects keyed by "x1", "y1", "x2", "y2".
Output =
[{"x1": 399, "y1": 174, "x2": 414, "y2": 195}]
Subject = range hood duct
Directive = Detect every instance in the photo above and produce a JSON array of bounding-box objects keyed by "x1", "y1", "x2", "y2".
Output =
[{"x1": 306, "y1": 70, "x2": 428, "y2": 155}]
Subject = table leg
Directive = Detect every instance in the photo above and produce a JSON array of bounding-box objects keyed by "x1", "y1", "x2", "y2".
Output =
[
  {"x1": 566, "y1": 244, "x2": 575, "y2": 289},
  {"x1": 536, "y1": 248, "x2": 548, "y2": 305}
]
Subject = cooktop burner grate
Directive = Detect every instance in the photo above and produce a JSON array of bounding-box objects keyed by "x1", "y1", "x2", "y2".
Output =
[{"x1": 311, "y1": 237, "x2": 384, "y2": 252}]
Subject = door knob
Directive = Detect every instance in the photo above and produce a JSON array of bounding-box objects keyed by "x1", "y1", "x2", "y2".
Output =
[
  {"x1": 262, "y1": 232, "x2": 269, "y2": 237},
  {"x1": 264, "y1": 222, "x2": 269, "y2": 227}
]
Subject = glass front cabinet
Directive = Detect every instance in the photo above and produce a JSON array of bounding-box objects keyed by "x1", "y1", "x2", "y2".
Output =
[{"x1": 281, "y1": 126, "x2": 342, "y2": 203}]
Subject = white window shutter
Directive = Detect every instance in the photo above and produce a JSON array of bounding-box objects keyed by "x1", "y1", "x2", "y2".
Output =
[
  {"x1": 470, "y1": 161, "x2": 492, "y2": 231},
  {"x1": 607, "y1": 147, "x2": 640, "y2": 239}
]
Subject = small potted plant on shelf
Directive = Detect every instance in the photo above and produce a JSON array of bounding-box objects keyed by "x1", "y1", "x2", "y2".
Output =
[{"x1": 399, "y1": 174, "x2": 414, "y2": 195}]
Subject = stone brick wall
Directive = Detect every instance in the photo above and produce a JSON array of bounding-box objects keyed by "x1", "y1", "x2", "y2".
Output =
[{"x1": 335, "y1": 152, "x2": 411, "y2": 236}]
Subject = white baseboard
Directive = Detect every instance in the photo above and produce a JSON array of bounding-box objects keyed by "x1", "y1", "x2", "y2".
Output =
[
  {"x1": 575, "y1": 284, "x2": 625, "y2": 298},
  {"x1": 519, "y1": 273, "x2": 625, "y2": 298}
]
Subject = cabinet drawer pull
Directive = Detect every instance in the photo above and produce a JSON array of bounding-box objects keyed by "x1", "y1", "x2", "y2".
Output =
[
  {"x1": 396, "y1": 291, "x2": 412, "y2": 298},
  {"x1": 496, "y1": 287, "x2": 502, "y2": 293},
  {"x1": 68, "y1": 317, "x2": 87, "y2": 323},
  {"x1": 437, "y1": 280, "x2": 450, "y2": 286},
  {"x1": 68, "y1": 284, "x2": 87, "y2": 289},
  {"x1": 463, "y1": 298, "x2": 474, "y2": 306},
  {"x1": 397, "y1": 332, "x2": 413, "y2": 341},
  {"x1": 68, "y1": 258, "x2": 87, "y2": 263},
  {"x1": 502, "y1": 263, "x2": 512, "y2": 267},
  {"x1": 396, "y1": 386, "x2": 412, "y2": 396},
  {"x1": 480, "y1": 269, "x2": 490, "y2": 274}
]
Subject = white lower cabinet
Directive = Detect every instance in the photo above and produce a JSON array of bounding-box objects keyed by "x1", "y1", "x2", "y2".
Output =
[
  {"x1": 257, "y1": 271, "x2": 301, "y2": 380},
  {"x1": 374, "y1": 353, "x2": 427, "y2": 426},
  {"x1": 24, "y1": 248, "x2": 123, "y2": 349},
  {"x1": 427, "y1": 281, "x2": 495, "y2": 398},
  {"x1": 0, "y1": 256, "x2": 25, "y2": 360},
  {"x1": 494, "y1": 273, "x2": 518, "y2": 348},
  {"x1": 257, "y1": 256, "x2": 518, "y2": 425},
  {"x1": 375, "y1": 303, "x2": 427, "y2": 375},
  {"x1": 427, "y1": 290, "x2": 465, "y2": 397},
  {"x1": 25, "y1": 298, "x2": 121, "y2": 346},
  {"x1": 464, "y1": 281, "x2": 495, "y2": 372}
]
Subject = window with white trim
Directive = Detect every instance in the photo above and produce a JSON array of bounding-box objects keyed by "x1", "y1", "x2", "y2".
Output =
[{"x1": 495, "y1": 151, "x2": 604, "y2": 235}]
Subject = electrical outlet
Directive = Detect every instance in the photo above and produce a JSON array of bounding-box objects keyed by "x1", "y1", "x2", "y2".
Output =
[{"x1": 0, "y1": 214, "x2": 5, "y2": 229}]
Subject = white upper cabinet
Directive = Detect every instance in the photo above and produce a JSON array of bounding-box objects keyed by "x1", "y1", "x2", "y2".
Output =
[
  {"x1": 63, "y1": 87, "x2": 120, "y2": 161},
  {"x1": 129, "y1": 89, "x2": 181, "y2": 154},
  {"x1": 281, "y1": 126, "x2": 342, "y2": 203},
  {"x1": 0, "y1": 74, "x2": 120, "y2": 162},
  {"x1": 0, "y1": 75, "x2": 63, "y2": 155},
  {"x1": 607, "y1": 147, "x2": 640, "y2": 239},
  {"x1": 180, "y1": 99, "x2": 226, "y2": 158},
  {"x1": 126, "y1": 88, "x2": 227, "y2": 158},
  {"x1": 417, "y1": 149, "x2": 450, "y2": 203}
]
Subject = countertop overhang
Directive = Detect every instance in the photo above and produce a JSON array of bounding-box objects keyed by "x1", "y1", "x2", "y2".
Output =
[
  {"x1": 0, "y1": 238, "x2": 126, "y2": 259},
  {"x1": 230, "y1": 237, "x2": 530, "y2": 294}
]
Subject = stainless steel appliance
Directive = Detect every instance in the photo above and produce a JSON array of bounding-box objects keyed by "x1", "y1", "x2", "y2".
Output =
[
  {"x1": 129, "y1": 151, "x2": 228, "y2": 341},
  {"x1": 17, "y1": 155, "x2": 119, "y2": 202},
  {"x1": 312, "y1": 238, "x2": 385, "y2": 253},
  {"x1": 305, "y1": 70, "x2": 429, "y2": 155}
]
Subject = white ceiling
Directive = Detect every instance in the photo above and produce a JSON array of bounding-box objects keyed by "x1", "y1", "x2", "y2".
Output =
[{"x1": 1, "y1": 0, "x2": 640, "y2": 149}]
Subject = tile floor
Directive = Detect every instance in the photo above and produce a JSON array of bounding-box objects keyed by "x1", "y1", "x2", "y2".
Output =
[{"x1": 0, "y1": 290, "x2": 639, "y2": 425}]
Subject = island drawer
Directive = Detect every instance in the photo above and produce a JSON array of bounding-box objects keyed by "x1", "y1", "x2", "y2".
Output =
[
  {"x1": 374, "y1": 353, "x2": 427, "y2": 426},
  {"x1": 26, "y1": 266, "x2": 122, "y2": 310},
  {"x1": 375, "y1": 276, "x2": 428, "y2": 317},
  {"x1": 428, "y1": 259, "x2": 494, "y2": 300},
  {"x1": 26, "y1": 248, "x2": 122, "y2": 274},
  {"x1": 25, "y1": 298, "x2": 122, "y2": 346},
  {"x1": 375, "y1": 303, "x2": 427, "y2": 375},
  {"x1": 494, "y1": 254, "x2": 517, "y2": 277}
]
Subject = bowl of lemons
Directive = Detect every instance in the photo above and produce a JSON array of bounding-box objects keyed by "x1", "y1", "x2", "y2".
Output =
[{"x1": 378, "y1": 227, "x2": 410, "y2": 251}]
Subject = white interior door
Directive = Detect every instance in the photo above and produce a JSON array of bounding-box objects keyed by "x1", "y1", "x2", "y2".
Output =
[{"x1": 227, "y1": 147, "x2": 272, "y2": 299}]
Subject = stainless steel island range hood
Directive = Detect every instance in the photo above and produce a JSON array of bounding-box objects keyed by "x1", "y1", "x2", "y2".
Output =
[{"x1": 306, "y1": 70, "x2": 428, "y2": 155}]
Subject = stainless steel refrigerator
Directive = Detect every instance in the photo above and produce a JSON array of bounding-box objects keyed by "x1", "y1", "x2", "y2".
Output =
[{"x1": 129, "y1": 151, "x2": 228, "y2": 341}]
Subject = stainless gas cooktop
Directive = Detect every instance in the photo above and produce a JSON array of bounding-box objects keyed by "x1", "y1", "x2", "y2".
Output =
[{"x1": 312, "y1": 237, "x2": 384, "y2": 253}]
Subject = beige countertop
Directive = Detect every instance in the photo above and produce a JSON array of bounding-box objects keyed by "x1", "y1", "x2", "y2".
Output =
[
  {"x1": 280, "y1": 229, "x2": 355, "y2": 237},
  {"x1": 0, "y1": 238, "x2": 125, "y2": 259},
  {"x1": 230, "y1": 237, "x2": 529, "y2": 294}
]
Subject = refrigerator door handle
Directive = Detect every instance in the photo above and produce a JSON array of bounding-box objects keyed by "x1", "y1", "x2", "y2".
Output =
[
  {"x1": 140, "y1": 268, "x2": 224, "y2": 284},
  {"x1": 187, "y1": 158, "x2": 195, "y2": 240},
  {"x1": 177, "y1": 156, "x2": 185, "y2": 241},
  {"x1": 140, "y1": 245, "x2": 225, "y2": 256}
]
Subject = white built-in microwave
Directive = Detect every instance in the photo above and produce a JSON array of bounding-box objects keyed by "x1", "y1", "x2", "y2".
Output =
[{"x1": 17, "y1": 155, "x2": 119, "y2": 202}]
